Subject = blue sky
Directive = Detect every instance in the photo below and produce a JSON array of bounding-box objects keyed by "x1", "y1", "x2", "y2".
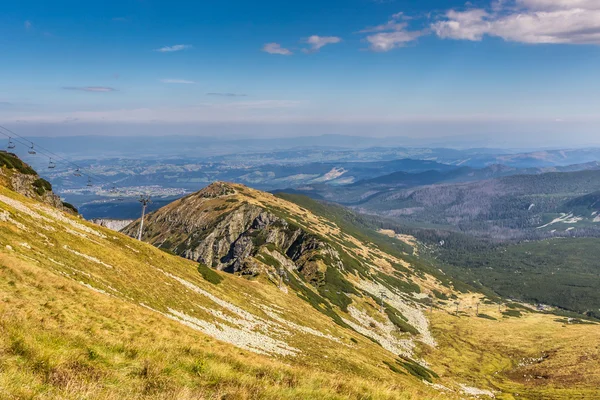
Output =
[{"x1": 2, "y1": 0, "x2": 600, "y2": 144}]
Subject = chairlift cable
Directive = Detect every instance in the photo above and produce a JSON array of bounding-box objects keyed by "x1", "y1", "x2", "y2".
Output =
[{"x1": 0, "y1": 126, "x2": 127, "y2": 195}]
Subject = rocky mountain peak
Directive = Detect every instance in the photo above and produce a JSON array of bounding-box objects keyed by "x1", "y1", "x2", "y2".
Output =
[{"x1": 195, "y1": 181, "x2": 238, "y2": 198}]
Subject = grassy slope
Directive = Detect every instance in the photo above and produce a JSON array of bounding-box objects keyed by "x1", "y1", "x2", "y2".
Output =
[
  {"x1": 1, "y1": 183, "x2": 599, "y2": 399},
  {"x1": 281, "y1": 191, "x2": 600, "y2": 317},
  {"x1": 0, "y1": 184, "x2": 443, "y2": 399}
]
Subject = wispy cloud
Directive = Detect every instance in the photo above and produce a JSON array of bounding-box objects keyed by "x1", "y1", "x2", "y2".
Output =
[
  {"x1": 303, "y1": 35, "x2": 342, "y2": 53},
  {"x1": 24, "y1": 20, "x2": 32, "y2": 31},
  {"x1": 361, "y1": 13, "x2": 424, "y2": 52},
  {"x1": 433, "y1": 0, "x2": 600, "y2": 45},
  {"x1": 154, "y1": 44, "x2": 193, "y2": 53},
  {"x1": 3, "y1": 100, "x2": 304, "y2": 124},
  {"x1": 262, "y1": 42, "x2": 293, "y2": 55},
  {"x1": 207, "y1": 92, "x2": 248, "y2": 97},
  {"x1": 63, "y1": 87, "x2": 117, "y2": 92},
  {"x1": 160, "y1": 79, "x2": 196, "y2": 84}
]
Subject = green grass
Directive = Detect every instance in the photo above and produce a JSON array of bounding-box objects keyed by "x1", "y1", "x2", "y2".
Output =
[
  {"x1": 502, "y1": 310, "x2": 523, "y2": 318},
  {"x1": 197, "y1": 263, "x2": 224, "y2": 285},
  {"x1": 396, "y1": 357, "x2": 439, "y2": 383},
  {"x1": 61, "y1": 202, "x2": 78, "y2": 213},
  {"x1": 384, "y1": 306, "x2": 418, "y2": 335},
  {"x1": 0, "y1": 151, "x2": 37, "y2": 175},
  {"x1": 32, "y1": 178, "x2": 53, "y2": 196}
]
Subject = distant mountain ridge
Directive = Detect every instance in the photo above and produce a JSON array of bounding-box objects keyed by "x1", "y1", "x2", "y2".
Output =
[{"x1": 351, "y1": 169, "x2": 600, "y2": 239}]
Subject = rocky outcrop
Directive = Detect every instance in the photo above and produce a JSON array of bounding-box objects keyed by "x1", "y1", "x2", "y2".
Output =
[
  {"x1": 91, "y1": 218, "x2": 134, "y2": 232},
  {"x1": 122, "y1": 182, "x2": 341, "y2": 281},
  {"x1": 0, "y1": 151, "x2": 77, "y2": 214}
]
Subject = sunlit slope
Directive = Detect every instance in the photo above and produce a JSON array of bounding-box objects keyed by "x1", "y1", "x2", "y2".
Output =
[
  {"x1": 0, "y1": 178, "x2": 599, "y2": 399},
  {"x1": 0, "y1": 182, "x2": 451, "y2": 399}
]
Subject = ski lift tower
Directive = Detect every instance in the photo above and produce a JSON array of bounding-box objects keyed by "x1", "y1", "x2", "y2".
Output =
[{"x1": 137, "y1": 195, "x2": 152, "y2": 241}]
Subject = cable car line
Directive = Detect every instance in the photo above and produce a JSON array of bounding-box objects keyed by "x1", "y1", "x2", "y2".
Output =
[
  {"x1": 0, "y1": 127, "x2": 127, "y2": 196},
  {"x1": 0, "y1": 124, "x2": 119, "y2": 189}
]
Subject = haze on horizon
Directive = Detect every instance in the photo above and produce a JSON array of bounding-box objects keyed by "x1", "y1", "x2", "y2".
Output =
[{"x1": 2, "y1": 0, "x2": 600, "y2": 147}]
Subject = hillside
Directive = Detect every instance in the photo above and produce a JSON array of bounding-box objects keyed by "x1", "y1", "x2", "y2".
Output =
[
  {"x1": 0, "y1": 151, "x2": 76, "y2": 214},
  {"x1": 1, "y1": 168, "x2": 600, "y2": 398},
  {"x1": 121, "y1": 181, "x2": 455, "y2": 336},
  {"x1": 351, "y1": 169, "x2": 600, "y2": 239}
]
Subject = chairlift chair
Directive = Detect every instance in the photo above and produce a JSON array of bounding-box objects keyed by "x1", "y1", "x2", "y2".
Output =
[
  {"x1": 74, "y1": 168, "x2": 82, "y2": 177},
  {"x1": 7, "y1": 138, "x2": 15, "y2": 149},
  {"x1": 48, "y1": 158, "x2": 56, "y2": 169},
  {"x1": 28, "y1": 144, "x2": 36, "y2": 155},
  {"x1": 87, "y1": 178, "x2": 93, "y2": 187}
]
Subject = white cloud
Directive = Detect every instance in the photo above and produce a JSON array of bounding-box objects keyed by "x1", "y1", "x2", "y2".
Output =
[
  {"x1": 360, "y1": 12, "x2": 410, "y2": 33},
  {"x1": 361, "y1": 13, "x2": 424, "y2": 51},
  {"x1": 24, "y1": 20, "x2": 32, "y2": 30},
  {"x1": 304, "y1": 35, "x2": 342, "y2": 52},
  {"x1": 433, "y1": 1, "x2": 600, "y2": 45},
  {"x1": 160, "y1": 79, "x2": 196, "y2": 84},
  {"x1": 366, "y1": 30, "x2": 424, "y2": 52},
  {"x1": 154, "y1": 44, "x2": 193, "y2": 53},
  {"x1": 262, "y1": 42, "x2": 293, "y2": 55},
  {"x1": 517, "y1": 0, "x2": 600, "y2": 11},
  {"x1": 3, "y1": 100, "x2": 303, "y2": 124},
  {"x1": 63, "y1": 87, "x2": 117, "y2": 92}
]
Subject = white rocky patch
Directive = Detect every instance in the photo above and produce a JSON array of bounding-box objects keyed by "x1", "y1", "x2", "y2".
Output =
[
  {"x1": 47, "y1": 257, "x2": 65, "y2": 267},
  {"x1": 162, "y1": 271, "x2": 267, "y2": 324},
  {"x1": 342, "y1": 306, "x2": 414, "y2": 357},
  {"x1": 310, "y1": 167, "x2": 347, "y2": 183},
  {"x1": 459, "y1": 384, "x2": 495, "y2": 398},
  {"x1": 0, "y1": 209, "x2": 28, "y2": 231},
  {"x1": 260, "y1": 305, "x2": 343, "y2": 343},
  {"x1": 91, "y1": 218, "x2": 134, "y2": 232},
  {"x1": 139, "y1": 302, "x2": 298, "y2": 357},
  {"x1": 0, "y1": 194, "x2": 56, "y2": 231},
  {"x1": 537, "y1": 213, "x2": 582, "y2": 229},
  {"x1": 79, "y1": 281, "x2": 110, "y2": 296},
  {"x1": 423, "y1": 381, "x2": 452, "y2": 392},
  {"x1": 63, "y1": 245, "x2": 115, "y2": 269},
  {"x1": 34, "y1": 204, "x2": 106, "y2": 238},
  {"x1": 159, "y1": 271, "x2": 345, "y2": 354},
  {"x1": 124, "y1": 244, "x2": 140, "y2": 253},
  {"x1": 168, "y1": 308, "x2": 299, "y2": 356},
  {"x1": 359, "y1": 280, "x2": 436, "y2": 347}
]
